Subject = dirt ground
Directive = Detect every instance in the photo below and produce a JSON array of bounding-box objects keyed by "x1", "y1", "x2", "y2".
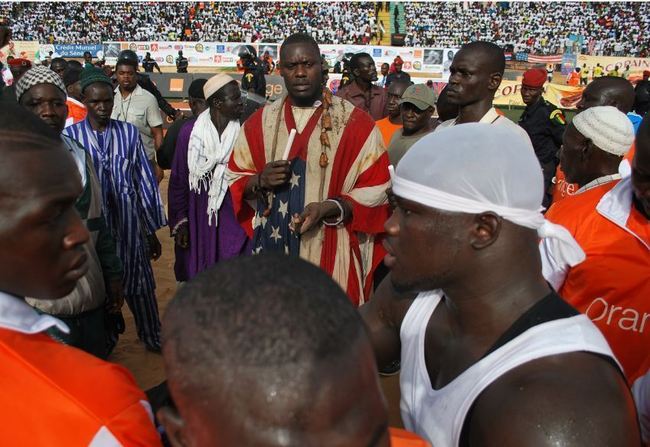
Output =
[{"x1": 109, "y1": 175, "x2": 403, "y2": 427}]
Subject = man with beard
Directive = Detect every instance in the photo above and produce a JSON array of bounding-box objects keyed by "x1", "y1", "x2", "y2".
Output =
[
  {"x1": 227, "y1": 33, "x2": 390, "y2": 306},
  {"x1": 518, "y1": 67, "x2": 566, "y2": 208},
  {"x1": 168, "y1": 74, "x2": 251, "y2": 282},
  {"x1": 337, "y1": 52, "x2": 387, "y2": 120}
]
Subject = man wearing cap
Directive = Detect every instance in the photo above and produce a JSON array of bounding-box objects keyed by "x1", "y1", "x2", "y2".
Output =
[
  {"x1": 111, "y1": 51, "x2": 164, "y2": 183},
  {"x1": 65, "y1": 67, "x2": 167, "y2": 353},
  {"x1": 387, "y1": 83, "x2": 437, "y2": 166},
  {"x1": 541, "y1": 107, "x2": 649, "y2": 409},
  {"x1": 16, "y1": 66, "x2": 123, "y2": 358},
  {"x1": 361, "y1": 123, "x2": 640, "y2": 446},
  {"x1": 157, "y1": 78, "x2": 208, "y2": 170},
  {"x1": 227, "y1": 33, "x2": 390, "y2": 306},
  {"x1": 336, "y1": 52, "x2": 387, "y2": 120},
  {"x1": 518, "y1": 67, "x2": 566, "y2": 208},
  {"x1": 168, "y1": 74, "x2": 250, "y2": 282}
]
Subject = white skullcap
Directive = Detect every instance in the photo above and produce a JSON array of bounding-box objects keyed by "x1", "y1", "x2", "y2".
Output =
[
  {"x1": 390, "y1": 123, "x2": 585, "y2": 267},
  {"x1": 572, "y1": 106, "x2": 634, "y2": 156},
  {"x1": 203, "y1": 73, "x2": 235, "y2": 100}
]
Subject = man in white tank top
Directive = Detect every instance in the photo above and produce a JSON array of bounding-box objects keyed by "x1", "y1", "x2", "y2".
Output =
[{"x1": 361, "y1": 124, "x2": 640, "y2": 446}]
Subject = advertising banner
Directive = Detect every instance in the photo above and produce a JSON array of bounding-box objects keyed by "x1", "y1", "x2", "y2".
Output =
[
  {"x1": 576, "y1": 54, "x2": 650, "y2": 80},
  {"x1": 41, "y1": 44, "x2": 104, "y2": 58},
  {"x1": 2, "y1": 40, "x2": 40, "y2": 62}
]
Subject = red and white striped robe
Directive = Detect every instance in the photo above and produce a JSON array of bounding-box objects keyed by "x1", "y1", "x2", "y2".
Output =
[{"x1": 226, "y1": 95, "x2": 390, "y2": 305}]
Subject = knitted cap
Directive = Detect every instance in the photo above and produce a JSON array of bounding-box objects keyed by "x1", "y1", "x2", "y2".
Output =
[
  {"x1": 79, "y1": 66, "x2": 112, "y2": 93},
  {"x1": 15, "y1": 66, "x2": 66, "y2": 101},
  {"x1": 572, "y1": 106, "x2": 635, "y2": 156}
]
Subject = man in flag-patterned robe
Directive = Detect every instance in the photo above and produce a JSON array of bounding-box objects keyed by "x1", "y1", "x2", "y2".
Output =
[{"x1": 226, "y1": 33, "x2": 390, "y2": 305}]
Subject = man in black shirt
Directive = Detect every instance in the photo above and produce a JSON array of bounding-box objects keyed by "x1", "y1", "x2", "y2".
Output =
[
  {"x1": 176, "y1": 51, "x2": 188, "y2": 73},
  {"x1": 142, "y1": 52, "x2": 162, "y2": 74},
  {"x1": 518, "y1": 68, "x2": 565, "y2": 208}
]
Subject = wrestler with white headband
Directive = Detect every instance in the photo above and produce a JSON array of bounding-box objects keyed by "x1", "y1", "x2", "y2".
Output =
[{"x1": 361, "y1": 123, "x2": 638, "y2": 447}]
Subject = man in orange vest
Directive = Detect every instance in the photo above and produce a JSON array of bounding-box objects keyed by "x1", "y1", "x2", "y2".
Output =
[
  {"x1": 552, "y1": 76, "x2": 636, "y2": 204},
  {"x1": 0, "y1": 105, "x2": 161, "y2": 445},
  {"x1": 541, "y1": 109, "x2": 649, "y2": 440},
  {"x1": 158, "y1": 254, "x2": 429, "y2": 447}
]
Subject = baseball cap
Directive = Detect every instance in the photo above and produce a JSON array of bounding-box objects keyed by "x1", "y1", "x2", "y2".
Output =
[{"x1": 399, "y1": 84, "x2": 437, "y2": 111}]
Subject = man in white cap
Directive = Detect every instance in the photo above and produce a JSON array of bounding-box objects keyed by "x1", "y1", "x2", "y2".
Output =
[
  {"x1": 541, "y1": 108, "x2": 649, "y2": 428},
  {"x1": 168, "y1": 74, "x2": 250, "y2": 281},
  {"x1": 361, "y1": 123, "x2": 639, "y2": 446}
]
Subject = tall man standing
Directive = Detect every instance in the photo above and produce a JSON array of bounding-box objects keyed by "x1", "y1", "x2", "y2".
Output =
[
  {"x1": 336, "y1": 52, "x2": 387, "y2": 120},
  {"x1": 227, "y1": 33, "x2": 390, "y2": 305},
  {"x1": 518, "y1": 67, "x2": 566, "y2": 208},
  {"x1": 112, "y1": 52, "x2": 164, "y2": 182},
  {"x1": 437, "y1": 42, "x2": 527, "y2": 137},
  {"x1": 65, "y1": 68, "x2": 167, "y2": 353},
  {"x1": 168, "y1": 74, "x2": 251, "y2": 282},
  {"x1": 362, "y1": 124, "x2": 640, "y2": 446}
]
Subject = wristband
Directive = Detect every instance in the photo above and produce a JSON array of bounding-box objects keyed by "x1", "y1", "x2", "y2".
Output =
[{"x1": 323, "y1": 199, "x2": 345, "y2": 226}]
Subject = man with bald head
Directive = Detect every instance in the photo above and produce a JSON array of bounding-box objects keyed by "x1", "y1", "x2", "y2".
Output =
[
  {"x1": 0, "y1": 105, "x2": 160, "y2": 444},
  {"x1": 362, "y1": 124, "x2": 639, "y2": 445},
  {"x1": 436, "y1": 41, "x2": 524, "y2": 135},
  {"x1": 542, "y1": 112, "x2": 650, "y2": 442},
  {"x1": 159, "y1": 254, "x2": 428, "y2": 447}
]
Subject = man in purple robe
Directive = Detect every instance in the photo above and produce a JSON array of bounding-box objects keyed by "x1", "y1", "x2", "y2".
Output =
[{"x1": 168, "y1": 74, "x2": 251, "y2": 281}]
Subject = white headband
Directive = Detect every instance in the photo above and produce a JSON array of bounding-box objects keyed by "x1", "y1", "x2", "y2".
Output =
[{"x1": 389, "y1": 166, "x2": 585, "y2": 267}]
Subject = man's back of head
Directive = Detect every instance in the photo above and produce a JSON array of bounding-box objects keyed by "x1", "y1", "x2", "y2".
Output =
[
  {"x1": 578, "y1": 76, "x2": 635, "y2": 113},
  {"x1": 160, "y1": 254, "x2": 390, "y2": 447}
]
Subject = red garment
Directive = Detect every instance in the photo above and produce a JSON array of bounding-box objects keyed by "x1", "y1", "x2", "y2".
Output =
[
  {"x1": 390, "y1": 427, "x2": 431, "y2": 446},
  {"x1": 545, "y1": 179, "x2": 650, "y2": 385},
  {"x1": 336, "y1": 81, "x2": 388, "y2": 120}
]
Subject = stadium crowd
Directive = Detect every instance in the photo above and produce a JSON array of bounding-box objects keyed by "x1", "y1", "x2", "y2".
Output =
[
  {"x1": 2, "y1": 1, "x2": 650, "y2": 56},
  {"x1": 404, "y1": 2, "x2": 650, "y2": 57}
]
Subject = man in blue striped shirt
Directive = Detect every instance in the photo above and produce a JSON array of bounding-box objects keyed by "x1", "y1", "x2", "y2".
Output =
[{"x1": 64, "y1": 67, "x2": 167, "y2": 352}]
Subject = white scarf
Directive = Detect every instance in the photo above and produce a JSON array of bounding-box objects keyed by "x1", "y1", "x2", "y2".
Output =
[{"x1": 187, "y1": 109, "x2": 241, "y2": 225}]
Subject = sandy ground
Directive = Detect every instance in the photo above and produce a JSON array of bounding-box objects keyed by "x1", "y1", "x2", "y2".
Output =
[{"x1": 109, "y1": 175, "x2": 403, "y2": 427}]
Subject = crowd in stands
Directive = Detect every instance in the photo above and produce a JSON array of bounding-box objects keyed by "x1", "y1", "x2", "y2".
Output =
[
  {"x1": 404, "y1": 2, "x2": 650, "y2": 57},
  {"x1": 2, "y1": 1, "x2": 650, "y2": 57}
]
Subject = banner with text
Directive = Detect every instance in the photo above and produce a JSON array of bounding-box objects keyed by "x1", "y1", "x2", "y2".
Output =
[{"x1": 576, "y1": 54, "x2": 650, "y2": 80}]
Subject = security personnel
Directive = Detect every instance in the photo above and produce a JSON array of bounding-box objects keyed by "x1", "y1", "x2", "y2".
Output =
[
  {"x1": 519, "y1": 67, "x2": 566, "y2": 208},
  {"x1": 141, "y1": 52, "x2": 161, "y2": 74},
  {"x1": 116, "y1": 50, "x2": 178, "y2": 120},
  {"x1": 238, "y1": 45, "x2": 266, "y2": 98}
]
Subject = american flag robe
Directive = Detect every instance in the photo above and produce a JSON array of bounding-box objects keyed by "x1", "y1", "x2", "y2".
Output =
[{"x1": 227, "y1": 95, "x2": 390, "y2": 305}]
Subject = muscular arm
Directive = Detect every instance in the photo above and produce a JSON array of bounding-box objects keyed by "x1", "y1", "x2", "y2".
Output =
[
  {"x1": 359, "y1": 275, "x2": 416, "y2": 369},
  {"x1": 467, "y1": 352, "x2": 641, "y2": 447}
]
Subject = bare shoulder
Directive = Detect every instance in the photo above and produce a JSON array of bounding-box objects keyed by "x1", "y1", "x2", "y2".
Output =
[
  {"x1": 467, "y1": 352, "x2": 641, "y2": 447},
  {"x1": 361, "y1": 274, "x2": 417, "y2": 329}
]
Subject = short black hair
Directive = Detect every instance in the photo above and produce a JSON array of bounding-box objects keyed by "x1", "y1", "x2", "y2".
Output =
[
  {"x1": 188, "y1": 78, "x2": 207, "y2": 99},
  {"x1": 280, "y1": 32, "x2": 320, "y2": 60},
  {"x1": 350, "y1": 52, "x2": 372, "y2": 72},
  {"x1": 50, "y1": 57, "x2": 67, "y2": 68},
  {"x1": 63, "y1": 67, "x2": 82, "y2": 87},
  {"x1": 0, "y1": 103, "x2": 60, "y2": 151},
  {"x1": 163, "y1": 254, "x2": 364, "y2": 396},
  {"x1": 460, "y1": 41, "x2": 506, "y2": 75},
  {"x1": 67, "y1": 60, "x2": 83, "y2": 70}
]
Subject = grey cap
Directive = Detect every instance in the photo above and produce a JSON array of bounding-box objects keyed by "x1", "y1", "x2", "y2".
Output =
[{"x1": 399, "y1": 83, "x2": 437, "y2": 110}]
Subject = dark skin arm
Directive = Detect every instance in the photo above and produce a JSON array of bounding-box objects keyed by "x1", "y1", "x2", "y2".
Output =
[
  {"x1": 242, "y1": 160, "x2": 291, "y2": 200},
  {"x1": 359, "y1": 275, "x2": 416, "y2": 369},
  {"x1": 147, "y1": 233, "x2": 162, "y2": 261},
  {"x1": 174, "y1": 222, "x2": 189, "y2": 249},
  {"x1": 467, "y1": 352, "x2": 641, "y2": 446}
]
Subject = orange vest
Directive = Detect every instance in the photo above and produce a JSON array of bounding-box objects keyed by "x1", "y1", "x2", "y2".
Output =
[
  {"x1": 390, "y1": 427, "x2": 431, "y2": 446},
  {"x1": 0, "y1": 328, "x2": 161, "y2": 445},
  {"x1": 551, "y1": 165, "x2": 579, "y2": 203},
  {"x1": 376, "y1": 117, "x2": 402, "y2": 148},
  {"x1": 546, "y1": 180, "x2": 650, "y2": 384},
  {"x1": 65, "y1": 97, "x2": 87, "y2": 127},
  {"x1": 567, "y1": 71, "x2": 580, "y2": 86}
]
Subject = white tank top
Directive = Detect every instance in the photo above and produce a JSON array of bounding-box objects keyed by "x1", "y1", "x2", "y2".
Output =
[{"x1": 399, "y1": 290, "x2": 618, "y2": 447}]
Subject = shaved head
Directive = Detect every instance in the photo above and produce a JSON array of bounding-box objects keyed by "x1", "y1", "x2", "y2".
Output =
[
  {"x1": 160, "y1": 254, "x2": 389, "y2": 447},
  {"x1": 459, "y1": 41, "x2": 506, "y2": 75},
  {"x1": 577, "y1": 76, "x2": 635, "y2": 113}
]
